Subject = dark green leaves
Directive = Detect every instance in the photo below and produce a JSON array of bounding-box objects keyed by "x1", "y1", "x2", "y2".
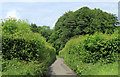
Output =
[{"x1": 49, "y1": 6, "x2": 118, "y2": 53}]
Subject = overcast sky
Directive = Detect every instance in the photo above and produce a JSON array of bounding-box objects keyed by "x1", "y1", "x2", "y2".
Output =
[{"x1": 0, "y1": 0, "x2": 119, "y2": 29}]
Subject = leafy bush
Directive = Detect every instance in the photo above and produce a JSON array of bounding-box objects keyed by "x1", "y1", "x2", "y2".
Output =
[
  {"x1": 2, "y1": 18, "x2": 56, "y2": 76},
  {"x1": 59, "y1": 33, "x2": 119, "y2": 75},
  {"x1": 82, "y1": 33, "x2": 119, "y2": 63},
  {"x1": 2, "y1": 34, "x2": 46, "y2": 61}
]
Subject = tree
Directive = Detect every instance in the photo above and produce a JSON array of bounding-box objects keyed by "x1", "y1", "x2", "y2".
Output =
[
  {"x1": 48, "y1": 7, "x2": 118, "y2": 54},
  {"x1": 30, "y1": 24, "x2": 53, "y2": 41},
  {"x1": 30, "y1": 23, "x2": 39, "y2": 33},
  {"x1": 38, "y1": 26, "x2": 53, "y2": 41}
]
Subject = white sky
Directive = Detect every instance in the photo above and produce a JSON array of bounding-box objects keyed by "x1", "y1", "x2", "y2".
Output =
[
  {"x1": 0, "y1": 1, "x2": 119, "y2": 29},
  {"x1": 0, "y1": 0, "x2": 120, "y2": 2},
  {"x1": 5, "y1": 10, "x2": 20, "y2": 19}
]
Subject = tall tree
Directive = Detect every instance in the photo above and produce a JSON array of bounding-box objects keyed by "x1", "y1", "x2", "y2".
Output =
[
  {"x1": 48, "y1": 7, "x2": 118, "y2": 54},
  {"x1": 30, "y1": 23, "x2": 38, "y2": 33},
  {"x1": 38, "y1": 26, "x2": 53, "y2": 41},
  {"x1": 30, "y1": 24, "x2": 53, "y2": 41}
]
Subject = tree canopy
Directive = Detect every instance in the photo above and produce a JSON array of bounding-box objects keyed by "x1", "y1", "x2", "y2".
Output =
[
  {"x1": 30, "y1": 23, "x2": 53, "y2": 41},
  {"x1": 48, "y1": 7, "x2": 118, "y2": 54}
]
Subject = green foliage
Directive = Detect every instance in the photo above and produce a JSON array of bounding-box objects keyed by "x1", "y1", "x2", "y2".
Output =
[
  {"x1": 30, "y1": 23, "x2": 53, "y2": 41},
  {"x1": 81, "y1": 61, "x2": 118, "y2": 75},
  {"x1": 2, "y1": 18, "x2": 31, "y2": 35},
  {"x1": 2, "y1": 17, "x2": 56, "y2": 76},
  {"x1": 2, "y1": 34, "x2": 45, "y2": 61},
  {"x1": 82, "y1": 33, "x2": 119, "y2": 63},
  {"x1": 116, "y1": 26, "x2": 120, "y2": 34},
  {"x1": 59, "y1": 33, "x2": 119, "y2": 75},
  {"x1": 0, "y1": 23, "x2": 1, "y2": 51},
  {"x1": 49, "y1": 6, "x2": 118, "y2": 54},
  {"x1": 2, "y1": 59, "x2": 48, "y2": 76},
  {"x1": 30, "y1": 23, "x2": 39, "y2": 33},
  {"x1": 38, "y1": 26, "x2": 53, "y2": 41}
]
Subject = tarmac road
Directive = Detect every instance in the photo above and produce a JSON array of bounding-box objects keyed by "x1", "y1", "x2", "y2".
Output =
[{"x1": 47, "y1": 58, "x2": 77, "y2": 77}]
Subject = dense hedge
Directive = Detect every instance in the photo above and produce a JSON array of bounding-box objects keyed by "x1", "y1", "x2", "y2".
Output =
[
  {"x1": 2, "y1": 34, "x2": 56, "y2": 62},
  {"x1": 2, "y1": 18, "x2": 56, "y2": 76},
  {"x1": 59, "y1": 33, "x2": 119, "y2": 75}
]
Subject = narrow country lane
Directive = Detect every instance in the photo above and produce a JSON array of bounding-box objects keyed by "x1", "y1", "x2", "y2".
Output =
[{"x1": 47, "y1": 58, "x2": 78, "y2": 77}]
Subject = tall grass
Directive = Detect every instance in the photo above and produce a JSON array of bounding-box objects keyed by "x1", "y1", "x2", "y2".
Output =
[
  {"x1": 2, "y1": 59, "x2": 48, "y2": 76},
  {"x1": 82, "y1": 61, "x2": 118, "y2": 75}
]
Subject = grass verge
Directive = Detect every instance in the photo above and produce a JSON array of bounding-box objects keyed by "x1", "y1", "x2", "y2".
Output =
[
  {"x1": 81, "y1": 61, "x2": 118, "y2": 75},
  {"x1": 2, "y1": 59, "x2": 48, "y2": 76}
]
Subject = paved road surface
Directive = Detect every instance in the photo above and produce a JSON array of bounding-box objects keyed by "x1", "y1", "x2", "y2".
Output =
[{"x1": 47, "y1": 58, "x2": 77, "y2": 77}]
